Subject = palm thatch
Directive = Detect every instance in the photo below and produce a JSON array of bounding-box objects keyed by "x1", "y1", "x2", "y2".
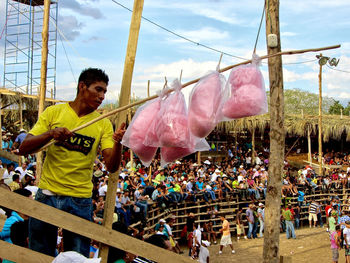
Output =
[{"x1": 217, "y1": 113, "x2": 350, "y2": 142}]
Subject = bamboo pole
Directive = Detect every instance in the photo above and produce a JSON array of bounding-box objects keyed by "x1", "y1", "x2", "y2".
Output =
[
  {"x1": 35, "y1": 0, "x2": 50, "y2": 184},
  {"x1": 147, "y1": 80, "x2": 150, "y2": 97},
  {"x1": 0, "y1": 96, "x2": 2, "y2": 150},
  {"x1": 129, "y1": 94, "x2": 134, "y2": 176},
  {"x1": 263, "y1": 0, "x2": 284, "y2": 262},
  {"x1": 318, "y1": 56, "x2": 323, "y2": 176},
  {"x1": 100, "y1": 0, "x2": 144, "y2": 261},
  {"x1": 37, "y1": 44, "x2": 340, "y2": 152},
  {"x1": 308, "y1": 125, "x2": 312, "y2": 164},
  {"x1": 252, "y1": 128, "x2": 256, "y2": 165},
  {"x1": 19, "y1": 97, "x2": 23, "y2": 129},
  {"x1": 197, "y1": 151, "x2": 201, "y2": 165}
]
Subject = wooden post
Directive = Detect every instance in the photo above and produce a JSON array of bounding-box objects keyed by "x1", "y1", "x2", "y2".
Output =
[
  {"x1": 252, "y1": 129, "x2": 256, "y2": 165},
  {"x1": 35, "y1": 0, "x2": 50, "y2": 184},
  {"x1": 307, "y1": 125, "x2": 312, "y2": 164},
  {"x1": 147, "y1": 80, "x2": 150, "y2": 97},
  {"x1": 100, "y1": 0, "x2": 144, "y2": 261},
  {"x1": 197, "y1": 152, "x2": 201, "y2": 165},
  {"x1": 301, "y1": 109, "x2": 304, "y2": 119},
  {"x1": 318, "y1": 56, "x2": 323, "y2": 176},
  {"x1": 341, "y1": 108, "x2": 343, "y2": 119},
  {"x1": 263, "y1": 0, "x2": 285, "y2": 262},
  {"x1": 128, "y1": 96, "x2": 134, "y2": 176},
  {"x1": 19, "y1": 96, "x2": 23, "y2": 129},
  {"x1": 0, "y1": 96, "x2": 2, "y2": 150}
]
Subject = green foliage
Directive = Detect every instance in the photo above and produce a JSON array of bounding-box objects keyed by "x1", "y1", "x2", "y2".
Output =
[
  {"x1": 267, "y1": 89, "x2": 335, "y2": 115},
  {"x1": 343, "y1": 102, "x2": 350, "y2": 116},
  {"x1": 328, "y1": 100, "x2": 344, "y2": 115}
]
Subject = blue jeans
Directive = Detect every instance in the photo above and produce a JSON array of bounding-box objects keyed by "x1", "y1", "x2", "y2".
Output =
[
  {"x1": 206, "y1": 189, "x2": 216, "y2": 200},
  {"x1": 135, "y1": 201, "x2": 148, "y2": 219},
  {"x1": 248, "y1": 222, "x2": 253, "y2": 238},
  {"x1": 285, "y1": 220, "x2": 296, "y2": 239},
  {"x1": 117, "y1": 207, "x2": 131, "y2": 227},
  {"x1": 29, "y1": 189, "x2": 93, "y2": 257}
]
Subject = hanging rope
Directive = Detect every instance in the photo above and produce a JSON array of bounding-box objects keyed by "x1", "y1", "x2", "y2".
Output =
[
  {"x1": 253, "y1": 1, "x2": 266, "y2": 54},
  {"x1": 37, "y1": 44, "x2": 341, "y2": 152}
]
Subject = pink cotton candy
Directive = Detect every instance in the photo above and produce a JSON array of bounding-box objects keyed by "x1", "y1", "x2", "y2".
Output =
[
  {"x1": 188, "y1": 72, "x2": 225, "y2": 138},
  {"x1": 222, "y1": 56, "x2": 268, "y2": 119},
  {"x1": 222, "y1": 84, "x2": 266, "y2": 119},
  {"x1": 121, "y1": 99, "x2": 160, "y2": 166},
  {"x1": 161, "y1": 146, "x2": 194, "y2": 164},
  {"x1": 228, "y1": 66, "x2": 261, "y2": 87},
  {"x1": 145, "y1": 79, "x2": 191, "y2": 148}
]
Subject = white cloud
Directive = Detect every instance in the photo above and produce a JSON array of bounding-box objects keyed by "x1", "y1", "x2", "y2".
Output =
[
  {"x1": 170, "y1": 27, "x2": 230, "y2": 43},
  {"x1": 281, "y1": 32, "x2": 297, "y2": 37}
]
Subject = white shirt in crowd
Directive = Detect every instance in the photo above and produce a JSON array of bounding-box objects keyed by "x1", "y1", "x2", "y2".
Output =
[
  {"x1": 15, "y1": 167, "x2": 27, "y2": 181},
  {"x1": 98, "y1": 184, "x2": 108, "y2": 197},
  {"x1": 199, "y1": 245, "x2": 209, "y2": 263}
]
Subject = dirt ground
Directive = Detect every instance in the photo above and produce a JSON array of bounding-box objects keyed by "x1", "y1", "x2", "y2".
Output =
[
  {"x1": 0, "y1": 215, "x2": 344, "y2": 263},
  {"x1": 207, "y1": 227, "x2": 344, "y2": 263}
]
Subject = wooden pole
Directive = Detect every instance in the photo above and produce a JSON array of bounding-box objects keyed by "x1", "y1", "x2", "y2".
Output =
[
  {"x1": 100, "y1": 0, "x2": 144, "y2": 261},
  {"x1": 308, "y1": 125, "x2": 312, "y2": 164},
  {"x1": 129, "y1": 95, "x2": 134, "y2": 176},
  {"x1": 37, "y1": 44, "x2": 341, "y2": 152},
  {"x1": 147, "y1": 80, "x2": 150, "y2": 97},
  {"x1": 318, "y1": 56, "x2": 323, "y2": 176},
  {"x1": 35, "y1": 0, "x2": 50, "y2": 184},
  {"x1": 19, "y1": 96, "x2": 23, "y2": 129},
  {"x1": 263, "y1": 1, "x2": 285, "y2": 262},
  {"x1": 252, "y1": 129, "x2": 255, "y2": 165},
  {"x1": 197, "y1": 152, "x2": 201, "y2": 165},
  {"x1": 0, "y1": 96, "x2": 2, "y2": 150},
  {"x1": 341, "y1": 108, "x2": 343, "y2": 119}
]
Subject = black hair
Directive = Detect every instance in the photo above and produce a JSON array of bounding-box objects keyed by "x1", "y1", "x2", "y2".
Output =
[
  {"x1": 12, "y1": 173, "x2": 19, "y2": 181},
  {"x1": 77, "y1": 68, "x2": 109, "y2": 95},
  {"x1": 145, "y1": 234, "x2": 168, "y2": 249}
]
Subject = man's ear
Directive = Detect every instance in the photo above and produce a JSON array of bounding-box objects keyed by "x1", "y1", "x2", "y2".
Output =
[{"x1": 78, "y1": 82, "x2": 86, "y2": 93}]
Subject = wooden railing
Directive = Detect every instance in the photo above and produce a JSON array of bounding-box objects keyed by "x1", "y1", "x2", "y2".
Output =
[{"x1": 0, "y1": 188, "x2": 192, "y2": 263}]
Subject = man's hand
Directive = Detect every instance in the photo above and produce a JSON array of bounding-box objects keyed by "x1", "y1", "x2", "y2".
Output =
[
  {"x1": 113, "y1": 123, "x2": 126, "y2": 143},
  {"x1": 50, "y1": 127, "x2": 74, "y2": 142}
]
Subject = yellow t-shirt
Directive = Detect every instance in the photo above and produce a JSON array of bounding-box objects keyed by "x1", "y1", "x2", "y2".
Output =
[
  {"x1": 222, "y1": 219, "x2": 230, "y2": 236},
  {"x1": 30, "y1": 103, "x2": 114, "y2": 198}
]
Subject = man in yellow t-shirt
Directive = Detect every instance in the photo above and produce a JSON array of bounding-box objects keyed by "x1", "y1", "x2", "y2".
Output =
[
  {"x1": 19, "y1": 68, "x2": 125, "y2": 257},
  {"x1": 219, "y1": 215, "x2": 235, "y2": 255}
]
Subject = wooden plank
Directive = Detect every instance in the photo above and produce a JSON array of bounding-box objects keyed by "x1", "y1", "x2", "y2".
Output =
[
  {"x1": 0, "y1": 149, "x2": 19, "y2": 163},
  {"x1": 0, "y1": 240, "x2": 54, "y2": 263},
  {"x1": 100, "y1": 0, "x2": 144, "y2": 261},
  {"x1": 0, "y1": 189, "x2": 192, "y2": 263},
  {"x1": 263, "y1": 0, "x2": 285, "y2": 262}
]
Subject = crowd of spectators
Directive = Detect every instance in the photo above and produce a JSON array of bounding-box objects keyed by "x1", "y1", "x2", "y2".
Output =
[{"x1": 2, "y1": 126, "x2": 350, "y2": 261}]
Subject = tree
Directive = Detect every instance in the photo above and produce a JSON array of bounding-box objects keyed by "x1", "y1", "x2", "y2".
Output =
[
  {"x1": 343, "y1": 102, "x2": 350, "y2": 116},
  {"x1": 328, "y1": 100, "x2": 344, "y2": 115}
]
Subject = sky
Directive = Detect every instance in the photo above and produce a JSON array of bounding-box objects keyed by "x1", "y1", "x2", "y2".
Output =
[{"x1": 0, "y1": 0, "x2": 350, "y2": 106}]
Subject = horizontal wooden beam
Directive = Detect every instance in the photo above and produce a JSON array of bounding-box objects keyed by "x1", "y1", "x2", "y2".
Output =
[
  {"x1": 0, "y1": 189, "x2": 192, "y2": 263},
  {"x1": 0, "y1": 149, "x2": 19, "y2": 163},
  {"x1": 0, "y1": 240, "x2": 54, "y2": 263},
  {"x1": 0, "y1": 88, "x2": 67, "y2": 103}
]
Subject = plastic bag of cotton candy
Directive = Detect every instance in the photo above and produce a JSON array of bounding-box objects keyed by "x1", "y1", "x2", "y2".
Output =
[
  {"x1": 188, "y1": 70, "x2": 225, "y2": 138},
  {"x1": 121, "y1": 89, "x2": 169, "y2": 167},
  {"x1": 160, "y1": 137, "x2": 210, "y2": 167},
  {"x1": 222, "y1": 54, "x2": 268, "y2": 119},
  {"x1": 144, "y1": 79, "x2": 191, "y2": 148}
]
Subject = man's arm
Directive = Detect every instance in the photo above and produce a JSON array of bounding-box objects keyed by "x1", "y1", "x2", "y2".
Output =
[
  {"x1": 19, "y1": 128, "x2": 73, "y2": 155},
  {"x1": 102, "y1": 123, "x2": 126, "y2": 173}
]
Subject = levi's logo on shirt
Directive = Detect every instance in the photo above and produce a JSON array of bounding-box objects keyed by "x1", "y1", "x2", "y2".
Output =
[{"x1": 55, "y1": 133, "x2": 95, "y2": 155}]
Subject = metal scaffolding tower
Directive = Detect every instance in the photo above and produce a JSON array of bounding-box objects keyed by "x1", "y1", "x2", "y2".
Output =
[{"x1": 3, "y1": 0, "x2": 58, "y2": 98}]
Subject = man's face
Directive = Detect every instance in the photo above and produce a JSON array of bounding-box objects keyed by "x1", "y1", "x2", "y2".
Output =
[{"x1": 80, "y1": 81, "x2": 107, "y2": 109}]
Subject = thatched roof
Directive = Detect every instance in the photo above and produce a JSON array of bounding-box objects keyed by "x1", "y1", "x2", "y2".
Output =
[{"x1": 217, "y1": 113, "x2": 350, "y2": 142}]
